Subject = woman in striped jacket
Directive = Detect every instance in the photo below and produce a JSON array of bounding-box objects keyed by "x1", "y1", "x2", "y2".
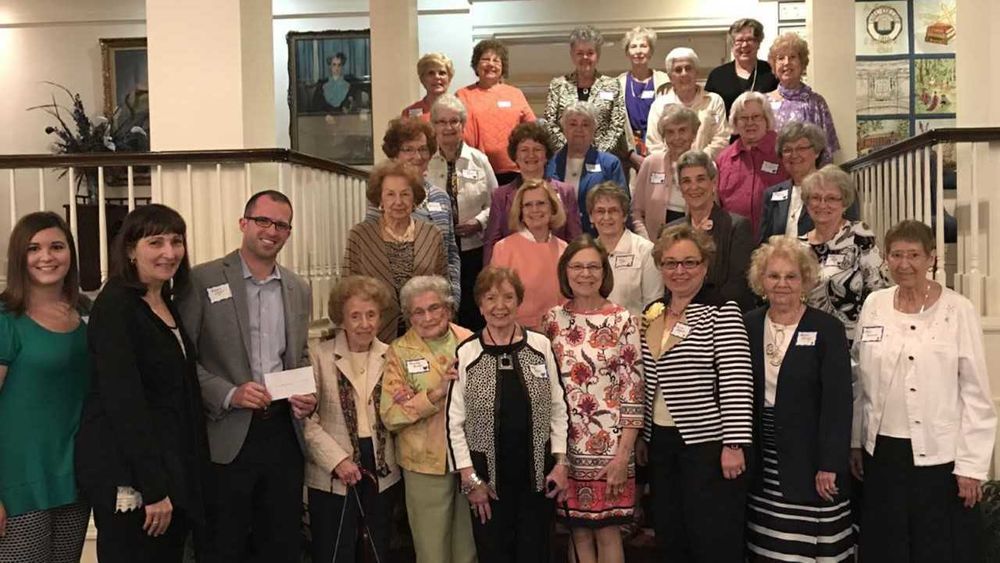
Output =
[{"x1": 634, "y1": 223, "x2": 754, "y2": 562}]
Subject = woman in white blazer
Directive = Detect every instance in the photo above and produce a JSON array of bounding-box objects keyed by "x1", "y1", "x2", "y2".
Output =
[{"x1": 851, "y1": 220, "x2": 996, "y2": 563}]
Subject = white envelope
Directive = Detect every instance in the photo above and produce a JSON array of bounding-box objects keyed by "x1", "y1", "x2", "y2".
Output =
[{"x1": 264, "y1": 366, "x2": 316, "y2": 401}]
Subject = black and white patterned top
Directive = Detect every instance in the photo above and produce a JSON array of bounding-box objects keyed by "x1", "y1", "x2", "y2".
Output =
[
  {"x1": 446, "y1": 330, "x2": 569, "y2": 492},
  {"x1": 640, "y1": 299, "x2": 754, "y2": 445},
  {"x1": 799, "y1": 220, "x2": 890, "y2": 342}
]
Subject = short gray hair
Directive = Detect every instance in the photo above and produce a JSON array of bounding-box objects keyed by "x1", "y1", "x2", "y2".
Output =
[
  {"x1": 729, "y1": 18, "x2": 765, "y2": 42},
  {"x1": 657, "y1": 105, "x2": 701, "y2": 139},
  {"x1": 399, "y1": 275, "x2": 456, "y2": 321},
  {"x1": 777, "y1": 121, "x2": 826, "y2": 159},
  {"x1": 569, "y1": 25, "x2": 604, "y2": 52},
  {"x1": 623, "y1": 26, "x2": 657, "y2": 54},
  {"x1": 560, "y1": 101, "x2": 599, "y2": 129},
  {"x1": 729, "y1": 91, "x2": 775, "y2": 131},
  {"x1": 430, "y1": 93, "x2": 467, "y2": 124},
  {"x1": 676, "y1": 149, "x2": 718, "y2": 181},
  {"x1": 801, "y1": 164, "x2": 857, "y2": 209},
  {"x1": 664, "y1": 47, "x2": 700, "y2": 72}
]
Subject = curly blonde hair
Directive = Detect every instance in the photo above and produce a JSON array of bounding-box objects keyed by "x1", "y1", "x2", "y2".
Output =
[
  {"x1": 768, "y1": 32, "x2": 810, "y2": 71},
  {"x1": 747, "y1": 236, "x2": 820, "y2": 298}
]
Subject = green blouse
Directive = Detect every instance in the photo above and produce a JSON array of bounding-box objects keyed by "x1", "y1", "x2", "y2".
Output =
[{"x1": 0, "y1": 309, "x2": 90, "y2": 517}]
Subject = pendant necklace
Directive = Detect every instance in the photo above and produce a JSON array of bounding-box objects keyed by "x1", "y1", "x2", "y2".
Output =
[
  {"x1": 486, "y1": 325, "x2": 518, "y2": 371},
  {"x1": 765, "y1": 317, "x2": 787, "y2": 368}
]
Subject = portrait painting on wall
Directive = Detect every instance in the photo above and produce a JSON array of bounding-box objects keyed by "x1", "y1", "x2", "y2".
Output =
[
  {"x1": 287, "y1": 30, "x2": 374, "y2": 165},
  {"x1": 100, "y1": 37, "x2": 151, "y2": 186},
  {"x1": 855, "y1": 1, "x2": 909, "y2": 56}
]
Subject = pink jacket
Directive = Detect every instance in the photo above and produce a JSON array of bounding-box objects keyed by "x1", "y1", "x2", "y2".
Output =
[
  {"x1": 632, "y1": 151, "x2": 677, "y2": 240},
  {"x1": 715, "y1": 130, "x2": 789, "y2": 238}
]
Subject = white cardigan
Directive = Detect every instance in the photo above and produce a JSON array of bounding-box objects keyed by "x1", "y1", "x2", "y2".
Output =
[
  {"x1": 426, "y1": 143, "x2": 498, "y2": 250},
  {"x1": 851, "y1": 287, "x2": 997, "y2": 480},
  {"x1": 644, "y1": 85, "x2": 730, "y2": 160}
]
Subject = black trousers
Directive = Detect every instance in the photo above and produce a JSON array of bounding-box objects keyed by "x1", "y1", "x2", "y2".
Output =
[
  {"x1": 859, "y1": 435, "x2": 983, "y2": 563},
  {"x1": 458, "y1": 247, "x2": 485, "y2": 331},
  {"x1": 471, "y1": 482, "x2": 554, "y2": 563},
  {"x1": 309, "y1": 438, "x2": 394, "y2": 563},
  {"x1": 648, "y1": 426, "x2": 747, "y2": 563},
  {"x1": 93, "y1": 503, "x2": 192, "y2": 563},
  {"x1": 204, "y1": 408, "x2": 304, "y2": 563}
]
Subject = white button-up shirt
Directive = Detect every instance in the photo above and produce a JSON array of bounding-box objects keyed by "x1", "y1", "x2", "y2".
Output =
[
  {"x1": 426, "y1": 143, "x2": 498, "y2": 250},
  {"x1": 852, "y1": 286, "x2": 997, "y2": 480},
  {"x1": 607, "y1": 230, "x2": 663, "y2": 317}
]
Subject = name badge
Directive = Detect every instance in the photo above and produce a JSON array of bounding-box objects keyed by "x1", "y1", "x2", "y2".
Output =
[
  {"x1": 598, "y1": 91, "x2": 615, "y2": 101},
  {"x1": 406, "y1": 358, "x2": 430, "y2": 374},
  {"x1": 426, "y1": 201, "x2": 445, "y2": 213},
  {"x1": 614, "y1": 254, "x2": 635, "y2": 268},
  {"x1": 771, "y1": 190, "x2": 790, "y2": 202},
  {"x1": 585, "y1": 163, "x2": 602, "y2": 173},
  {"x1": 761, "y1": 161, "x2": 780, "y2": 174},
  {"x1": 670, "y1": 322, "x2": 691, "y2": 339},
  {"x1": 529, "y1": 364, "x2": 548, "y2": 379},
  {"x1": 497, "y1": 100, "x2": 512, "y2": 108},
  {"x1": 407, "y1": 108, "x2": 424, "y2": 117},
  {"x1": 650, "y1": 172, "x2": 666, "y2": 184},
  {"x1": 207, "y1": 283, "x2": 233, "y2": 303},
  {"x1": 640, "y1": 89, "x2": 655, "y2": 99},
  {"x1": 796, "y1": 331, "x2": 817, "y2": 346},
  {"x1": 460, "y1": 168, "x2": 481, "y2": 180},
  {"x1": 860, "y1": 326, "x2": 884, "y2": 342}
]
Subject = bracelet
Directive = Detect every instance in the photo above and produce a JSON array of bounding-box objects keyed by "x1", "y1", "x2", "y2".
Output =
[{"x1": 460, "y1": 472, "x2": 484, "y2": 495}]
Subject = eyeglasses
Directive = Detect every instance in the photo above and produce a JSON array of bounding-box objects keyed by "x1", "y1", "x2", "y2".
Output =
[
  {"x1": 410, "y1": 302, "x2": 446, "y2": 319},
  {"x1": 244, "y1": 216, "x2": 292, "y2": 233},
  {"x1": 567, "y1": 263, "x2": 602, "y2": 274},
  {"x1": 781, "y1": 144, "x2": 816, "y2": 156},
  {"x1": 737, "y1": 114, "x2": 766, "y2": 125},
  {"x1": 478, "y1": 56, "x2": 503, "y2": 65},
  {"x1": 591, "y1": 207, "x2": 623, "y2": 217},
  {"x1": 433, "y1": 118, "x2": 463, "y2": 128},
  {"x1": 807, "y1": 195, "x2": 844, "y2": 205},
  {"x1": 660, "y1": 259, "x2": 703, "y2": 271},
  {"x1": 887, "y1": 251, "x2": 929, "y2": 262},
  {"x1": 733, "y1": 38, "x2": 759, "y2": 46},
  {"x1": 399, "y1": 146, "x2": 431, "y2": 156}
]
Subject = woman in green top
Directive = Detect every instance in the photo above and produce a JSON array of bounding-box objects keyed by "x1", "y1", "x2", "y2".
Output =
[{"x1": 0, "y1": 212, "x2": 91, "y2": 562}]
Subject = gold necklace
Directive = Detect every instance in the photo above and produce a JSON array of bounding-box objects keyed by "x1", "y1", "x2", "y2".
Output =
[{"x1": 765, "y1": 317, "x2": 789, "y2": 368}]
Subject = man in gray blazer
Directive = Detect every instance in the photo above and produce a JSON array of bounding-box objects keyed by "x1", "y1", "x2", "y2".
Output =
[{"x1": 178, "y1": 190, "x2": 317, "y2": 563}]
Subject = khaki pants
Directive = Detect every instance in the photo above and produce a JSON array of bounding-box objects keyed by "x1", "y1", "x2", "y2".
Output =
[{"x1": 402, "y1": 468, "x2": 478, "y2": 563}]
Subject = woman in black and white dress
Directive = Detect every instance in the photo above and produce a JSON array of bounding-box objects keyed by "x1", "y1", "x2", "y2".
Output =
[
  {"x1": 634, "y1": 223, "x2": 753, "y2": 562},
  {"x1": 744, "y1": 236, "x2": 855, "y2": 561}
]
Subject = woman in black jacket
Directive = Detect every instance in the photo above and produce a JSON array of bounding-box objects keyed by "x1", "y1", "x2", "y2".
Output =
[
  {"x1": 76, "y1": 204, "x2": 208, "y2": 563},
  {"x1": 743, "y1": 236, "x2": 854, "y2": 561}
]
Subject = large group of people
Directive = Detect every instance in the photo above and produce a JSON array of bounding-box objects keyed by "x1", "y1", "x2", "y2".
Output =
[{"x1": 0, "y1": 15, "x2": 995, "y2": 563}]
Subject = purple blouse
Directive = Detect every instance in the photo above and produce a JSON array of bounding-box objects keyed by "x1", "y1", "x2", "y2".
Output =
[
  {"x1": 624, "y1": 74, "x2": 656, "y2": 137},
  {"x1": 770, "y1": 84, "x2": 840, "y2": 163}
]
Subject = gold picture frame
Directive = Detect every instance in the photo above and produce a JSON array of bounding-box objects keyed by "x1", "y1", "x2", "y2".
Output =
[{"x1": 100, "y1": 37, "x2": 150, "y2": 186}]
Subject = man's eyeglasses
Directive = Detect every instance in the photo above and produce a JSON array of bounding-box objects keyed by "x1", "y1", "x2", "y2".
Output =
[{"x1": 245, "y1": 216, "x2": 292, "y2": 233}]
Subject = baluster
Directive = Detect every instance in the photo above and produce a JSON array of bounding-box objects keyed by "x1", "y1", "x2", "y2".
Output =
[
  {"x1": 8, "y1": 170, "x2": 17, "y2": 235},
  {"x1": 922, "y1": 146, "x2": 931, "y2": 225},
  {"x1": 968, "y1": 142, "x2": 982, "y2": 311},
  {"x1": 244, "y1": 163, "x2": 252, "y2": 203},
  {"x1": 154, "y1": 165, "x2": 163, "y2": 204},
  {"x1": 98, "y1": 167, "x2": 109, "y2": 283},
  {"x1": 127, "y1": 166, "x2": 136, "y2": 211},
  {"x1": 68, "y1": 168, "x2": 79, "y2": 256},
  {"x1": 290, "y1": 165, "x2": 300, "y2": 273},
  {"x1": 186, "y1": 164, "x2": 196, "y2": 263},
  {"x1": 935, "y1": 147, "x2": 945, "y2": 283},
  {"x1": 37, "y1": 168, "x2": 45, "y2": 211},
  {"x1": 215, "y1": 163, "x2": 225, "y2": 259}
]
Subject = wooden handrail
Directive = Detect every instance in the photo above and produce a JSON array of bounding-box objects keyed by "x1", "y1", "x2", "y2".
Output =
[
  {"x1": 843, "y1": 127, "x2": 1000, "y2": 171},
  {"x1": 0, "y1": 148, "x2": 369, "y2": 180}
]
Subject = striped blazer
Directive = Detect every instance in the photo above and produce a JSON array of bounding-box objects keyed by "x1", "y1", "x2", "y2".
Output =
[
  {"x1": 344, "y1": 218, "x2": 447, "y2": 343},
  {"x1": 640, "y1": 295, "x2": 754, "y2": 445}
]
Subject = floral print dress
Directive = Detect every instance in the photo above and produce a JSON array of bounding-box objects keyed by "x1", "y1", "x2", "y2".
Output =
[{"x1": 543, "y1": 302, "x2": 643, "y2": 527}]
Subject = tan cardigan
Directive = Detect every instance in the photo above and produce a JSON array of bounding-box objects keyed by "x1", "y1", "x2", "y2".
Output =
[
  {"x1": 303, "y1": 330, "x2": 401, "y2": 494},
  {"x1": 379, "y1": 323, "x2": 473, "y2": 475}
]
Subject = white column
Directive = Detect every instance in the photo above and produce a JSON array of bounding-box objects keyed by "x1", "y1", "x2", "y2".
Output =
[
  {"x1": 806, "y1": 0, "x2": 857, "y2": 162},
  {"x1": 370, "y1": 0, "x2": 420, "y2": 163}
]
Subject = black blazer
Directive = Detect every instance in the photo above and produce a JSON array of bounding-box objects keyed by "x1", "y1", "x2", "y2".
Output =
[
  {"x1": 76, "y1": 279, "x2": 209, "y2": 521},
  {"x1": 758, "y1": 179, "x2": 862, "y2": 245},
  {"x1": 668, "y1": 205, "x2": 754, "y2": 311},
  {"x1": 744, "y1": 305, "x2": 852, "y2": 504}
]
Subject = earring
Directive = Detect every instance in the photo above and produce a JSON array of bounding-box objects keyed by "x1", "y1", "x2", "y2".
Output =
[{"x1": 129, "y1": 257, "x2": 136, "y2": 265}]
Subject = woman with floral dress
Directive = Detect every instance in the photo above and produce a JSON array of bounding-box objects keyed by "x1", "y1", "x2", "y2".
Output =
[{"x1": 543, "y1": 235, "x2": 643, "y2": 563}]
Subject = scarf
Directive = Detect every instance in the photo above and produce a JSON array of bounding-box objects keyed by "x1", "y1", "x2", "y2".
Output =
[
  {"x1": 777, "y1": 83, "x2": 813, "y2": 102},
  {"x1": 336, "y1": 360, "x2": 392, "y2": 478}
]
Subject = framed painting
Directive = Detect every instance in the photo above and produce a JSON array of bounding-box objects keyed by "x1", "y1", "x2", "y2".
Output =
[
  {"x1": 287, "y1": 30, "x2": 374, "y2": 166},
  {"x1": 100, "y1": 37, "x2": 150, "y2": 185}
]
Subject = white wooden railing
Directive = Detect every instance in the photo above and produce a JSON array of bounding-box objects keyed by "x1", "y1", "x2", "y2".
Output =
[{"x1": 0, "y1": 149, "x2": 369, "y2": 321}]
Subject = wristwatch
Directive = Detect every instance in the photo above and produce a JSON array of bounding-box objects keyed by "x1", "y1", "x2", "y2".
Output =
[{"x1": 460, "y1": 472, "x2": 484, "y2": 495}]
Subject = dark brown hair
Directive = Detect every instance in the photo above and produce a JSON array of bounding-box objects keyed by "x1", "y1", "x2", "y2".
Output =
[
  {"x1": 558, "y1": 235, "x2": 614, "y2": 299},
  {"x1": 366, "y1": 159, "x2": 427, "y2": 207},
  {"x1": 471, "y1": 39, "x2": 510, "y2": 79},
  {"x1": 0, "y1": 212, "x2": 80, "y2": 315},
  {"x1": 244, "y1": 189, "x2": 293, "y2": 219},
  {"x1": 652, "y1": 223, "x2": 717, "y2": 267},
  {"x1": 885, "y1": 220, "x2": 935, "y2": 255},
  {"x1": 109, "y1": 204, "x2": 191, "y2": 297},
  {"x1": 473, "y1": 266, "x2": 525, "y2": 306},
  {"x1": 381, "y1": 117, "x2": 437, "y2": 159},
  {"x1": 507, "y1": 122, "x2": 555, "y2": 162}
]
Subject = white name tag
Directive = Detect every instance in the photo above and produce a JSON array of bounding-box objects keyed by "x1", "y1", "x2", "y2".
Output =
[
  {"x1": 406, "y1": 358, "x2": 430, "y2": 374},
  {"x1": 796, "y1": 331, "x2": 817, "y2": 346},
  {"x1": 771, "y1": 190, "x2": 790, "y2": 202},
  {"x1": 207, "y1": 283, "x2": 232, "y2": 303},
  {"x1": 530, "y1": 364, "x2": 548, "y2": 379},
  {"x1": 860, "y1": 326, "x2": 884, "y2": 343},
  {"x1": 650, "y1": 172, "x2": 666, "y2": 184},
  {"x1": 670, "y1": 322, "x2": 691, "y2": 339},
  {"x1": 460, "y1": 168, "x2": 481, "y2": 180},
  {"x1": 497, "y1": 100, "x2": 512, "y2": 108},
  {"x1": 598, "y1": 91, "x2": 615, "y2": 101},
  {"x1": 426, "y1": 201, "x2": 445, "y2": 213},
  {"x1": 407, "y1": 108, "x2": 424, "y2": 117},
  {"x1": 613, "y1": 254, "x2": 635, "y2": 268},
  {"x1": 761, "y1": 161, "x2": 780, "y2": 174},
  {"x1": 640, "y1": 89, "x2": 655, "y2": 99},
  {"x1": 585, "y1": 163, "x2": 602, "y2": 173}
]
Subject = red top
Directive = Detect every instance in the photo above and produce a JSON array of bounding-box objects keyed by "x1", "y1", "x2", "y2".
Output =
[
  {"x1": 400, "y1": 99, "x2": 432, "y2": 122},
  {"x1": 456, "y1": 82, "x2": 536, "y2": 173},
  {"x1": 715, "y1": 130, "x2": 789, "y2": 238}
]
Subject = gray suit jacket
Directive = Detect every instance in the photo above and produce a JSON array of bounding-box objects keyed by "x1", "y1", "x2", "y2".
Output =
[{"x1": 177, "y1": 249, "x2": 312, "y2": 464}]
